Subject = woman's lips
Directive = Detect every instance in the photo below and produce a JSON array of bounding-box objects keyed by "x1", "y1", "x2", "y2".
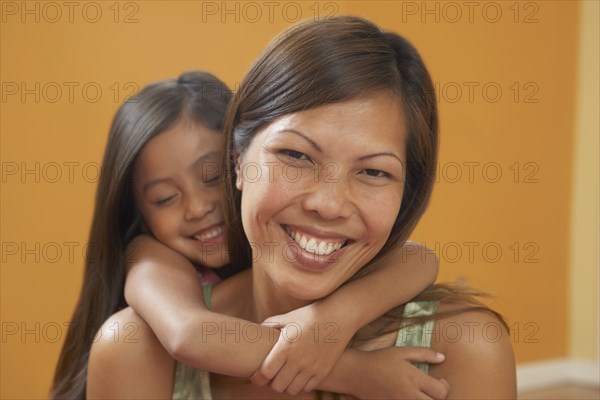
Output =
[
  {"x1": 285, "y1": 225, "x2": 348, "y2": 256},
  {"x1": 280, "y1": 224, "x2": 351, "y2": 272}
]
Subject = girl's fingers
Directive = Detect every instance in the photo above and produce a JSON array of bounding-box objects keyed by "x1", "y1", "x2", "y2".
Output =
[
  {"x1": 262, "y1": 317, "x2": 285, "y2": 329},
  {"x1": 303, "y1": 375, "x2": 322, "y2": 392},
  {"x1": 269, "y1": 364, "x2": 298, "y2": 393},
  {"x1": 250, "y1": 347, "x2": 286, "y2": 387},
  {"x1": 284, "y1": 371, "x2": 312, "y2": 396},
  {"x1": 421, "y1": 376, "x2": 450, "y2": 400},
  {"x1": 398, "y1": 347, "x2": 445, "y2": 364}
]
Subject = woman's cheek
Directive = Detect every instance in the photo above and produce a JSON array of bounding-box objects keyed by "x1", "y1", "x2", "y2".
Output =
[{"x1": 367, "y1": 190, "x2": 403, "y2": 237}]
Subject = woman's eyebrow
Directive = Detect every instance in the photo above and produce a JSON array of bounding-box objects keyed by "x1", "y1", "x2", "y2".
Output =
[
  {"x1": 358, "y1": 152, "x2": 404, "y2": 163},
  {"x1": 276, "y1": 129, "x2": 402, "y2": 163},
  {"x1": 276, "y1": 129, "x2": 322, "y2": 152}
]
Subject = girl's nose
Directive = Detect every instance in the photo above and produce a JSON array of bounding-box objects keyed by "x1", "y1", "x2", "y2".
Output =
[{"x1": 184, "y1": 194, "x2": 215, "y2": 221}]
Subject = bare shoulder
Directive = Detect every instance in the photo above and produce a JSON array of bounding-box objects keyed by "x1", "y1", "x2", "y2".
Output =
[
  {"x1": 127, "y1": 234, "x2": 187, "y2": 263},
  {"x1": 428, "y1": 303, "x2": 517, "y2": 399},
  {"x1": 125, "y1": 234, "x2": 196, "y2": 279},
  {"x1": 87, "y1": 307, "x2": 175, "y2": 399},
  {"x1": 128, "y1": 234, "x2": 163, "y2": 253}
]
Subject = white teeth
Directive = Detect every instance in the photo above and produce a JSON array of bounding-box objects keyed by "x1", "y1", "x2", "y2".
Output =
[
  {"x1": 286, "y1": 227, "x2": 346, "y2": 256},
  {"x1": 299, "y1": 235, "x2": 307, "y2": 248},
  {"x1": 192, "y1": 225, "x2": 223, "y2": 241},
  {"x1": 318, "y1": 241, "x2": 328, "y2": 255}
]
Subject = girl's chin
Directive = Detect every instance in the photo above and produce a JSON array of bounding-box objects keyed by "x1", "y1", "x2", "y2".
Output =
[{"x1": 190, "y1": 254, "x2": 228, "y2": 269}]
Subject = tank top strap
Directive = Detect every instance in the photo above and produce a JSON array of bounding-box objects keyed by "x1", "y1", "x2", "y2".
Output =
[
  {"x1": 172, "y1": 285, "x2": 214, "y2": 399},
  {"x1": 203, "y1": 284, "x2": 212, "y2": 309},
  {"x1": 395, "y1": 300, "x2": 439, "y2": 373}
]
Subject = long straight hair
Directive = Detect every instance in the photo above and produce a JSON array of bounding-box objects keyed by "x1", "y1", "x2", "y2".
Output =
[{"x1": 51, "y1": 71, "x2": 232, "y2": 399}]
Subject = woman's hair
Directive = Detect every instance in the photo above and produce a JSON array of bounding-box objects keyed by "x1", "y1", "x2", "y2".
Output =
[
  {"x1": 223, "y1": 16, "x2": 438, "y2": 270},
  {"x1": 51, "y1": 71, "x2": 232, "y2": 399},
  {"x1": 222, "y1": 16, "x2": 506, "y2": 347}
]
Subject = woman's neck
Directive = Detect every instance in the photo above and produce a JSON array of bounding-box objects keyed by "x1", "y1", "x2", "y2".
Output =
[
  {"x1": 217, "y1": 265, "x2": 313, "y2": 323},
  {"x1": 250, "y1": 265, "x2": 313, "y2": 322}
]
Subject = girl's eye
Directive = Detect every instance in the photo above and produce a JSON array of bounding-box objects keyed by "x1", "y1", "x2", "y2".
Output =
[
  {"x1": 281, "y1": 149, "x2": 309, "y2": 161},
  {"x1": 203, "y1": 174, "x2": 221, "y2": 185},
  {"x1": 154, "y1": 194, "x2": 177, "y2": 206},
  {"x1": 362, "y1": 169, "x2": 391, "y2": 178}
]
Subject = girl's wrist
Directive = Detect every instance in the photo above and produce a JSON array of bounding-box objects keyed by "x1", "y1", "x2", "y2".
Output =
[{"x1": 313, "y1": 297, "x2": 361, "y2": 342}]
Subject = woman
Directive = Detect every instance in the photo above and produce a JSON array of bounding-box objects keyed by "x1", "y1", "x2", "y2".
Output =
[{"x1": 88, "y1": 16, "x2": 516, "y2": 399}]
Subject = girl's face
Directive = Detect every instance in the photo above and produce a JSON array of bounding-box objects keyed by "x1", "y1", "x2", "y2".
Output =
[
  {"x1": 134, "y1": 117, "x2": 228, "y2": 268},
  {"x1": 236, "y1": 92, "x2": 406, "y2": 301}
]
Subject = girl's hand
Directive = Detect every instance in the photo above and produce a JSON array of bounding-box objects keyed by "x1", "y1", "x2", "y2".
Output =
[
  {"x1": 351, "y1": 347, "x2": 449, "y2": 399},
  {"x1": 250, "y1": 303, "x2": 354, "y2": 395}
]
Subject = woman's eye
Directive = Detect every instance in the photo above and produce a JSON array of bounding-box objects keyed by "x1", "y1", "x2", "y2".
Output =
[
  {"x1": 362, "y1": 169, "x2": 391, "y2": 178},
  {"x1": 281, "y1": 149, "x2": 309, "y2": 161}
]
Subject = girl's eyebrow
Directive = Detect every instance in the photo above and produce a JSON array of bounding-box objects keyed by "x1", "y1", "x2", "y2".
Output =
[
  {"x1": 142, "y1": 177, "x2": 175, "y2": 194},
  {"x1": 191, "y1": 150, "x2": 221, "y2": 168},
  {"x1": 277, "y1": 129, "x2": 403, "y2": 164},
  {"x1": 143, "y1": 150, "x2": 222, "y2": 193}
]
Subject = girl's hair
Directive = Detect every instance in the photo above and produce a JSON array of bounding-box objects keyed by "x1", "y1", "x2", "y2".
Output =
[
  {"x1": 222, "y1": 16, "x2": 506, "y2": 345},
  {"x1": 51, "y1": 71, "x2": 232, "y2": 399},
  {"x1": 224, "y1": 16, "x2": 438, "y2": 270}
]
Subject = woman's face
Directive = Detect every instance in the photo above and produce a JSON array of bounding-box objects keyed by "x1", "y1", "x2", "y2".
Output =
[
  {"x1": 236, "y1": 92, "x2": 407, "y2": 300},
  {"x1": 134, "y1": 117, "x2": 228, "y2": 268}
]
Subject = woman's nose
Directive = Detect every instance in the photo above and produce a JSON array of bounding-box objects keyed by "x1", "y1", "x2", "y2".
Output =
[{"x1": 301, "y1": 176, "x2": 354, "y2": 220}]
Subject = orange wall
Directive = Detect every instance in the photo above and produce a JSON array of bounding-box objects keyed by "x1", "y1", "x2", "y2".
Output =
[{"x1": 0, "y1": 1, "x2": 579, "y2": 398}]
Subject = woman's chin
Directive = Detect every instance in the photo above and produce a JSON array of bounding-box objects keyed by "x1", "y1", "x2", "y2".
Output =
[{"x1": 276, "y1": 278, "x2": 333, "y2": 302}]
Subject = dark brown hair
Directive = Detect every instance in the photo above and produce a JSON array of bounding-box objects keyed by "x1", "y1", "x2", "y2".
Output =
[
  {"x1": 51, "y1": 71, "x2": 232, "y2": 399},
  {"x1": 223, "y1": 16, "x2": 438, "y2": 270},
  {"x1": 222, "y1": 15, "x2": 507, "y2": 358}
]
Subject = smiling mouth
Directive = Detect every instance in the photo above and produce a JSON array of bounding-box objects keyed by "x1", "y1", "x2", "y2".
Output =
[
  {"x1": 191, "y1": 224, "x2": 224, "y2": 242},
  {"x1": 284, "y1": 226, "x2": 348, "y2": 256}
]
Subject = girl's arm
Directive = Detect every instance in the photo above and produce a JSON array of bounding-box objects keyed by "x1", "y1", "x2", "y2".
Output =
[
  {"x1": 127, "y1": 235, "x2": 446, "y2": 396},
  {"x1": 319, "y1": 347, "x2": 450, "y2": 399},
  {"x1": 252, "y1": 241, "x2": 439, "y2": 394},
  {"x1": 87, "y1": 307, "x2": 448, "y2": 399},
  {"x1": 124, "y1": 234, "x2": 277, "y2": 377}
]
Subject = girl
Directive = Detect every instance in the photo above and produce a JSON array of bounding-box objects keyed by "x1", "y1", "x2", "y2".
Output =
[{"x1": 54, "y1": 71, "x2": 448, "y2": 399}]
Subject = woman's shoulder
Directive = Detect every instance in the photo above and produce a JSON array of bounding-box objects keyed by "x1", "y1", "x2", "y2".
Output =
[
  {"x1": 87, "y1": 307, "x2": 176, "y2": 398},
  {"x1": 428, "y1": 302, "x2": 517, "y2": 398}
]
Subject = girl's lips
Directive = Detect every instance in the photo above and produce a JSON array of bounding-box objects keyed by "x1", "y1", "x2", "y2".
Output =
[{"x1": 190, "y1": 223, "x2": 225, "y2": 245}]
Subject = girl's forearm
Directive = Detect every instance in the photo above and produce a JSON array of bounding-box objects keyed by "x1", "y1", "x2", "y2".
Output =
[
  {"x1": 314, "y1": 348, "x2": 363, "y2": 395},
  {"x1": 320, "y1": 243, "x2": 438, "y2": 329},
  {"x1": 157, "y1": 310, "x2": 278, "y2": 377}
]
